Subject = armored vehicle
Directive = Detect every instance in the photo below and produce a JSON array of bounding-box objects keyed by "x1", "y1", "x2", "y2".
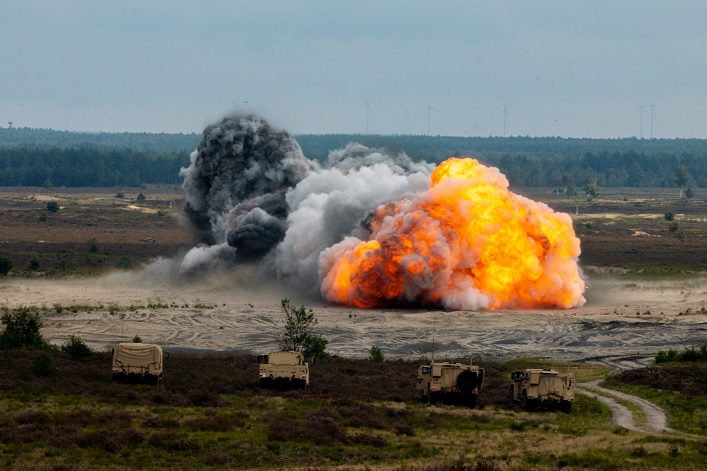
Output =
[
  {"x1": 417, "y1": 360, "x2": 484, "y2": 407},
  {"x1": 509, "y1": 369, "x2": 574, "y2": 412},
  {"x1": 258, "y1": 351, "x2": 309, "y2": 389},
  {"x1": 112, "y1": 343, "x2": 164, "y2": 385}
]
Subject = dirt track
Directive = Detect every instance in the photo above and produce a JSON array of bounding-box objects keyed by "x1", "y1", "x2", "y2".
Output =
[{"x1": 1, "y1": 266, "x2": 705, "y2": 363}]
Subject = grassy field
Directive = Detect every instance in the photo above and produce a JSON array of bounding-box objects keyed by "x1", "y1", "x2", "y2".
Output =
[{"x1": 0, "y1": 349, "x2": 704, "y2": 470}]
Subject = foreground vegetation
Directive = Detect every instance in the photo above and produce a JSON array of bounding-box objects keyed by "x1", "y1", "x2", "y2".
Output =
[{"x1": 0, "y1": 349, "x2": 704, "y2": 470}]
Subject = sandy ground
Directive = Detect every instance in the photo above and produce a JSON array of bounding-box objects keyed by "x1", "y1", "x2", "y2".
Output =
[{"x1": 1, "y1": 266, "x2": 705, "y2": 365}]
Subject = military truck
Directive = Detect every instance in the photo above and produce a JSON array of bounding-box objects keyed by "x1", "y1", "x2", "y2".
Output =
[
  {"x1": 258, "y1": 351, "x2": 309, "y2": 389},
  {"x1": 112, "y1": 343, "x2": 165, "y2": 385},
  {"x1": 509, "y1": 369, "x2": 574, "y2": 412},
  {"x1": 417, "y1": 360, "x2": 484, "y2": 407}
]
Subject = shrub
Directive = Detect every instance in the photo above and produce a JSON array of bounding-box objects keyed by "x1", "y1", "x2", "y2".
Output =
[
  {"x1": 685, "y1": 187, "x2": 694, "y2": 198},
  {"x1": 136, "y1": 193, "x2": 146, "y2": 201},
  {"x1": 0, "y1": 308, "x2": 52, "y2": 349},
  {"x1": 38, "y1": 213, "x2": 48, "y2": 222},
  {"x1": 46, "y1": 201, "x2": 60, "y2": 213},
  {"x1": 32, "y1": 352, "x2": 55, "y2": 376},
  {"x1": 116, "y1": 255, "x2": 133, "y2": 269},
  {"x1": 0, "y1": 256, "x2": 12, "y2": 276},
  {"x1": 115, "y1": 192, "x2": 125, "y2": 199},
  {"x1": 369, "y1": 345, "x2": 385, "y2": 363},
  {"x1": 664, "y1": 210, "x2": 675, "y2": 221},
  {"x1": 29, "y1": 258, "x2": 40, "y2": 270},
  {"x1": 668, "y1": 221, "x2": 679, "y2": 233},
  {"x1": 132, "y1": 335, "x2": 142, "y2": 343},
  {"x1": 61, "y1": 335, "x2": 92, "y2": 359},
  {"x1": 88, "y1": 239, "x2": 98, "y2": 253}
]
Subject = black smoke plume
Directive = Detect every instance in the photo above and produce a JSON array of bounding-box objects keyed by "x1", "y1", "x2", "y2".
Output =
[{"x1": 179, "y1": 115, "x2": 316, "y2": 273}]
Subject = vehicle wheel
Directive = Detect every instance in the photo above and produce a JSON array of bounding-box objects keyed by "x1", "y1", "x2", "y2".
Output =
[
  {"x1": 456, "y1": 370, "x2": 479, "y2": 394},
  {"x1": 560, "y1": 400, "x2": 572, "y2": 413},
  {"x1": 521, "y1": 391, "x2": 532, "y2": 411},
  {"x1": 509, "y1": 385, "x2": 515, "y2": 403},
  {"x1": 466, "y1": 394, "x2": 477, "y2": 408}
]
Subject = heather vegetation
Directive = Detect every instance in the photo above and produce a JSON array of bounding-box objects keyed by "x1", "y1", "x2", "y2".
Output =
[{"x1": 0, "y1": 348, "x2": 703, "y2": 470}]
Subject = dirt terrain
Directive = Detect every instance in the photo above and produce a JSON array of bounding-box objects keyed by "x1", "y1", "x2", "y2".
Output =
[{"x1": 1, "y1": 186, "x2": 706, "y2": 364}]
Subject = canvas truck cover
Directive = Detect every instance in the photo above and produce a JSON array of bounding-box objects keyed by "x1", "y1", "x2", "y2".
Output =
[
  {"x1": 267, "y1": 351, "x2": 304, "y2": 365},
  {"x1": 112, "y1": 343, "x2": 163, "y2": 375}
]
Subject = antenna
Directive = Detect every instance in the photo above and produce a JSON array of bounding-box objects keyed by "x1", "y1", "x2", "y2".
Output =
[
  {"x1": 638, "y1": 105, "x2": 645, "y2": 138},
  {"x1": 503, "y1": 104, "x2": 514, "y2": 137},
  {"x1": 431, "y1": 311, "x2": 436, "y2": 361},
  {"x1": 427, "y1": 105, "x2": 438, "y2": 135},
  {"x1": 365, "y1": 102, "x2": 373, "y2": 134},
  {"x1": 7, "y1": 121, "x2": 13, "y2": 129},
  {"x1": 650, "y1": 104, "x2": 657, "y2": 139}
]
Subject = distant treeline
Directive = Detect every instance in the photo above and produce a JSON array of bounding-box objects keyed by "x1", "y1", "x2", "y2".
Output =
[{"x1": 0, "y1": 127, "x2": 705, "y2": 188}]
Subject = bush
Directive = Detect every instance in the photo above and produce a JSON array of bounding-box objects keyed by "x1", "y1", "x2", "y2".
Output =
[
  {"x1": 0, "y1": 256, "x2": 12, "y2": 276},
  {"x1": 29, "y1": 258, "x2": 40, "y2": 270},
  {"x1": 116, "y1": 255, "x2": 133, "y2": 269},
  {"x1": 664, "y1": 210, "x2": 675, "y2": 221},
  {"x1": 62, "y1": 335, "x2": 92, "y2": 359},
  {"x1": 136, "y1": 193, "x2": 146, "y2": 201},
  {"x1": 32, "y1": 352, "x2": 55, "y2": 376},
  {"x1": 132, "y1": 335, "x2": 142, "y2": 343},
  {"x1": 0, "y1": 308, "x2": 52, "y2": 349},
  {"x1": 115, "y1": 192, "x2": 125, "y2": 199},
  {"x1": 46, "y1": 201, "x2": 60, "y2": 213},
  {"x1": 369, "y1": 345, "x2": 385, "y2": 362}
]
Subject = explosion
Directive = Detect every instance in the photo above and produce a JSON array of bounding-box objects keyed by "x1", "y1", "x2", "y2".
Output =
[
  {"x1": 319, "y1": 157, "x2": 585, "y2": 310},
  {"x1": 179, "y1": 114, "x2": 585, "y2": 311}
]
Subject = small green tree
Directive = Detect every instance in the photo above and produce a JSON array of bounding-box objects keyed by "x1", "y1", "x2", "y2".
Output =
[
  {"x1": 115, "y1": 191, "x2": 125, "y2": 199},
  {"x1": 368, "y1": 345, "x2": 385, "y2": 362},
  {"x1": 42, "y1": 179, "x2": 53, "y2": 190},
  {"x1": 136, "y1": 193, "x2": 146, "y2": 201},
  {"x1": 61, "y1": 335, "x2": 92, "y2": 359},
  {"x1": 0, "y1": 257, "x2": 12, "y2": 276},
  {"x1": 278, "y1": 299, "x2": 328, "y2": 358},
  {"x1": 132, "y1": 334, "x2": 142, "y2": 343},
  {"x1": 0, "y1": 308, "x2": 52, "y2": 349},
  {"x1": 685, "y1": 187, "x2": 694, "y2": 198},
  {"x1": 664, "y1": 210, "x2": 675, "y2": 221},
  {"x1": 584, "y1": 177, "x2": 599, "y2": 201},
  {"x1": 46, "y1": 201, "x2": 60, "y2": 213},
  {"x1": 669, "y1": 221, "x2": 679, "y2": 233},
  {"x1": 675, "y1": 164, "x2": 689, "y2": 197}
]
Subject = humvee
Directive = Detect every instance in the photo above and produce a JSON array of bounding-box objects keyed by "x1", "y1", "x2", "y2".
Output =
[
  {"x1": 509, "y1": 369, "x2": 574, "y2": 412},
  {"x1": 417, "y1": 360, "x2": 484, "y2": 407},
  {"x1": 258, "y1": 351, "x2": 309, "y2": 389},
  {"x1": 112, "y1": 343, "x2": 165, "y2": 385}
]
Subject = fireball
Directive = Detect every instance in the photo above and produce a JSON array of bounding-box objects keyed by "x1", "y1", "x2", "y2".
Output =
[{"x1": 319, "y1": 157, "x2": 585, "y2": 310}]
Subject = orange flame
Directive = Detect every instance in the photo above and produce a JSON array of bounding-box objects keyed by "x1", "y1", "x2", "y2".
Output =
[{"x1": 319, "y1": 157, "x2": 585, "y2": 310}]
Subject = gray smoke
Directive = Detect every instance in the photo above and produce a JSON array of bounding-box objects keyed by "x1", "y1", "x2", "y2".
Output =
[
  {"x1": 179, "y1": 114, "x2": 316, "y2": 274},
  {"x1": 177, "y1": 114, "x2": 434, "y2": 293}
]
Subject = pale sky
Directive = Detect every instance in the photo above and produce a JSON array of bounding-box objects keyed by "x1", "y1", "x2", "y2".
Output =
[{"x1": 2, "y1": 1, "x2": 706, "y2": 138}]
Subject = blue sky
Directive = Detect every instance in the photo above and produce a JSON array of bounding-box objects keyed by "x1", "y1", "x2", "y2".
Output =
[{"x1": 2, "y1": 1, "x2": 706, "y2": 137}]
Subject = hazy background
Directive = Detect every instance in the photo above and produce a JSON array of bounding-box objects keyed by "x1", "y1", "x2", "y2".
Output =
[{"x1": 1, "y1": 1, "x2": 705, "y2": 138}]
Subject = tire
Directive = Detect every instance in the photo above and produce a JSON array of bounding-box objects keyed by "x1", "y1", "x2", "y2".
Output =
[
  {"x1": 521, "y1": 391, "x2": 532, "y2": 411},
  {"x1": 456, "y1": 370, "x2": 479, "y2": 394},
  {"x1": 509, "y1": 385, "x2": 515, "y2": 403},
  {"x1": 465, "y1": 394, "x2": 477, "y2": 408},
  {"x1": 560, "y1": 400, "x2": 572, "y2": 414}
]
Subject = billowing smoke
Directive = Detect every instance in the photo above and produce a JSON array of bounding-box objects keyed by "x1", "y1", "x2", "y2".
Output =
[
  {"x1": 178, "y1": 114, "x2": 585, "y2": 310},
  {"x1": 179, "y1": 115, "x2": 316, "y2": 273}
]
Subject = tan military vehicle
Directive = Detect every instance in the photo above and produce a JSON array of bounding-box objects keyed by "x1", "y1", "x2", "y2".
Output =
[
  {"x1": 509, "y1": 369, "x2": 574, "y2": 412},
  {"x1": 258, "y1": 351, "x2": 309, "y2": 389},
  {"x1": 112, "y1": 343, "x2": 165, "y2": 385},
  {"x1": 416, "y1": 360, "x2": 484, "y2": 407}
]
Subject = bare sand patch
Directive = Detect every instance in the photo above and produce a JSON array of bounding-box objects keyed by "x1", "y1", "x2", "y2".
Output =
[{"x1": 1, "y1": 268, "x2": 704, "y2": 364}]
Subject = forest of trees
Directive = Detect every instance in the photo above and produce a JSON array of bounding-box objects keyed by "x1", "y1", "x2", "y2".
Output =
[{"x1": 0, "y1": 127, "x2": 705, "y2": 189}]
